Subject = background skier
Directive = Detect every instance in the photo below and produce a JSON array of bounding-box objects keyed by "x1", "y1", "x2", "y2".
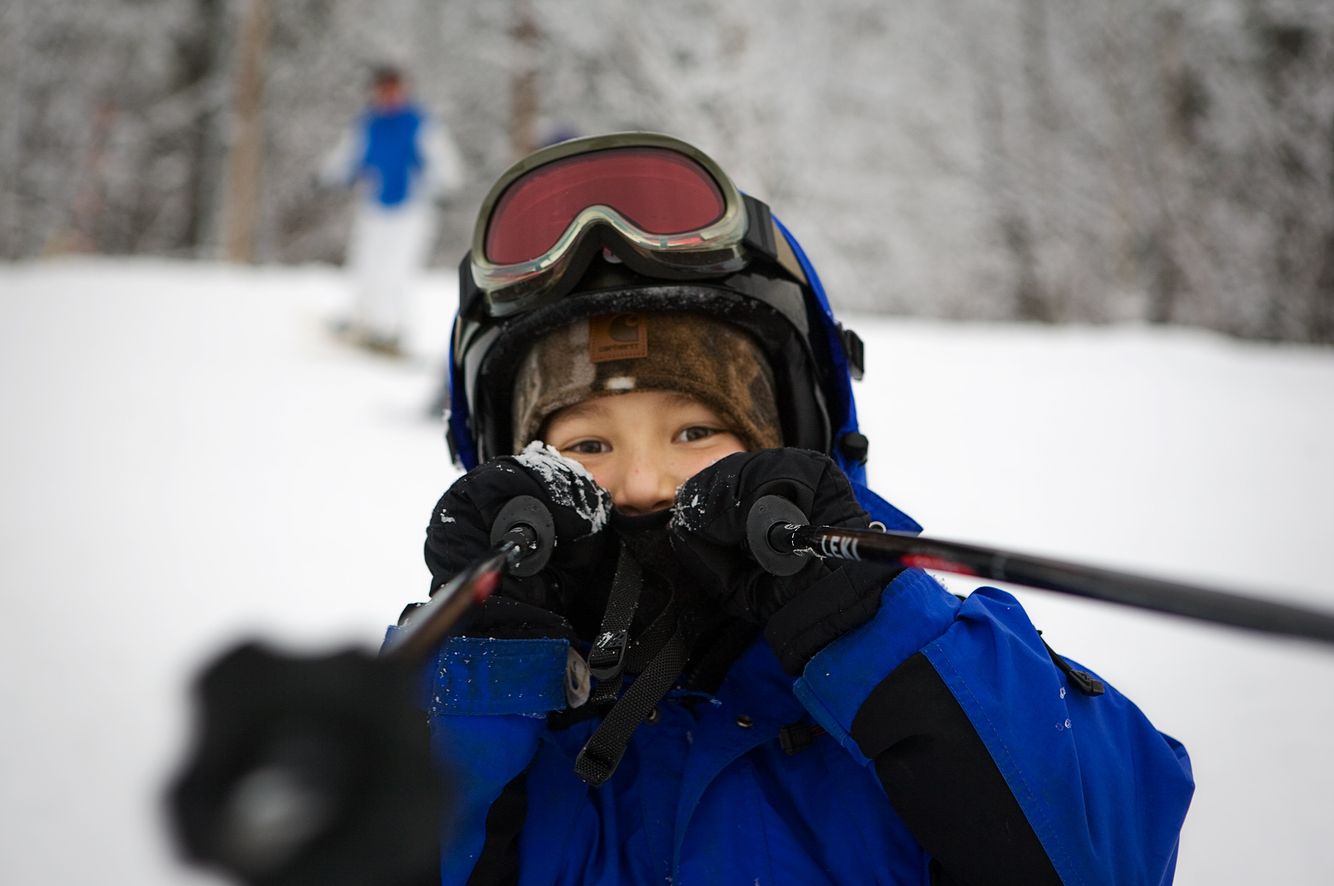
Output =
[
  {"x1": 404, "y1": 132, "x2": 1194, "y2": 883},
  {"x1": 320, "y1": 65, "x2": 463, "y2": 356}
]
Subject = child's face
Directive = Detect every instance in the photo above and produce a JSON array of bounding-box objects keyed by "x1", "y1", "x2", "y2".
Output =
[
  {"x1": 543, "y1": 390, "x2": 747, "y2": 515},
  {"x1": 372, "y1": 80, "x2": 406, "y2": 109}
]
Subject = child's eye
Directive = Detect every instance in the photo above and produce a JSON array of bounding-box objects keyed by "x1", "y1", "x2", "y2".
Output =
[
  {"x1": 676, "y1": 426, "x2": 722, "y2": 443},
  {"x1": 563, "y1": 439, "x2": 610, "y2": 455}
]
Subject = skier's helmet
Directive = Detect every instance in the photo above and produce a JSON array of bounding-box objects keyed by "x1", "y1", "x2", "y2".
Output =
[{"x1": 446, "y1": 132, "x2": 867, "y2": 472}]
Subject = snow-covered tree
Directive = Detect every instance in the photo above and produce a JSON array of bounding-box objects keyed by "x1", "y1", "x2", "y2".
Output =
[{"x1": 5, "y1": 0, "x2": 1333, "y2": 343}]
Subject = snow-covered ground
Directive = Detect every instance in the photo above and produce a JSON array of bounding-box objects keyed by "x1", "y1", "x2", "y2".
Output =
[{"x1": 2, "y1": 258, "x2": 1332, "y2": 885}]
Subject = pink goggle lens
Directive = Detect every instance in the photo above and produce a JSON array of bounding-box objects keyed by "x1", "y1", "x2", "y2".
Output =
[{"x1": 484, "y1": 147, "x2": 728, "y2": 265}]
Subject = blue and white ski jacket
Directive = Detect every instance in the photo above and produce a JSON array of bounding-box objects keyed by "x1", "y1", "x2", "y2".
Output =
[
  {"x1": 356, "y1": 104, "x2": 424, "y2": 208},
  {"x1": 406, "y1": 475, "x2": 1193, "y2": 885},
  {"x1": 320, "y1": 103, "x2": 463, "y2": 211}
]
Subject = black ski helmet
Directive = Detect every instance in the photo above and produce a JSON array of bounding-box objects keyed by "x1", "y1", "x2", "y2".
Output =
[{"x1": 445, "y1": 132, "x2": 869, "y2": 477}]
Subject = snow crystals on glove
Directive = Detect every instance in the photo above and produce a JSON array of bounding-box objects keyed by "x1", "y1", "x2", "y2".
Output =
[
  {"x1": 669, "y1": 488, "x2": 709, "y2": 533},
  {"x1": 513, "y1": 441, "x2": 612, "y2": 537},
  {"x1": 668, "y1": 471, "x2": 742, "y2": 534}
]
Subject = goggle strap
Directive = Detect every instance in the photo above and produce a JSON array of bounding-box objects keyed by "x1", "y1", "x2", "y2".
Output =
[
  {"x1": 740, "y1": 194, "x2": 809, "y2": 287},
  {"x1": 771, "y1": 222, "x2": 810, "y2": 287},
  {"x1": 741, "y1": 193, "x2": 775, "y2": 257}
]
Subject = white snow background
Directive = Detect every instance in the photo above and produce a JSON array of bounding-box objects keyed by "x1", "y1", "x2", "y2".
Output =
[{"x1": 2, "y1": 258, "x2": 1332, "y2": 885}]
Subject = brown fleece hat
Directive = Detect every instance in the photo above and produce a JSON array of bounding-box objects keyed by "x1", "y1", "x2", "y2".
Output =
[{"x1": 511, "y1": 312, "x2": 782, "y2": 452}]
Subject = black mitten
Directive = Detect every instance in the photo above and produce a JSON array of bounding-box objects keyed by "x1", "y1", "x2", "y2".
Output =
[
  {"x1": 168, "y1": 643, "x2": 446, "y2": 886},
  {"x1": 424, "y1": 444, "x2": 616, "y2": 640},
  {"x1": 670, "y1": 449, "x2": 902, "y2": 673}
]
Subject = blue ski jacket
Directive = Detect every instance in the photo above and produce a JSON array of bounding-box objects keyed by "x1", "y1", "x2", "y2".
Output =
[{"x1": 400, "y1": 475, "x2": 1193, "y2": 885}]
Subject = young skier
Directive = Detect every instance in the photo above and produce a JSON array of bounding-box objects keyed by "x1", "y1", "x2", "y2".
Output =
[
  {"x1": 410, "y1": 132, "x2": 1193, "y2": 884},
  {"x1": 320, "y1": 65, "x2": 464, "y2": 356}
]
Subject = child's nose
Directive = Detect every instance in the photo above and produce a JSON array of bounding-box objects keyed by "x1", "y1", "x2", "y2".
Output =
[{"x1": 613, "y1": 463, "x2": 677, "y2": 516}]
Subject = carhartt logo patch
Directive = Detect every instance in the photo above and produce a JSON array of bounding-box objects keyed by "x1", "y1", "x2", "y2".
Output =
[{"x1": 589, "y1": 314, "x2": 648, "y2": 363}]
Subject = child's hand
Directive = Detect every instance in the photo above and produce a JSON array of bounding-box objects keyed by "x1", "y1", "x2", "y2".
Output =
[
  {"x1": 425, "y1": 444, "x2": 615, "y2": 638},
  {"x1": 669, "y1": 449, "x2": 901, "y2": 674}
]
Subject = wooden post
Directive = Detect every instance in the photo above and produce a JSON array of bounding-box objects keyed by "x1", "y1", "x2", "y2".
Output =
[
  {"x1": 220, "y1": 0, "x2": 272, "y2": 263},
  {"x1": 509, "y1": 0, "x2": 540, "y2": 160}
]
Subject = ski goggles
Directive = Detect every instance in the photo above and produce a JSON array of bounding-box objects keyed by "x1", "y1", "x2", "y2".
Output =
[{"x1": 468, "y1": 132, "x2": 806, "y2": 317}]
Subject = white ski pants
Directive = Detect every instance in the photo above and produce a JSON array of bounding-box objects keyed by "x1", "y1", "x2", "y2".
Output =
[{"x1": 346, "y1": 199, "x2": 434, "y2": 341}]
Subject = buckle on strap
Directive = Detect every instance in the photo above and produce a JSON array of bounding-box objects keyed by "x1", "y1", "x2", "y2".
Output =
[
  {"x1": 575, "y1": 625, "x2": 688, "y2": 786},
  {"x1": 587, "y1": 544, "x2": 643, "y2": 685},
  {"x1": 588, "y1": 629, "x2": 629, "y2": 681}
]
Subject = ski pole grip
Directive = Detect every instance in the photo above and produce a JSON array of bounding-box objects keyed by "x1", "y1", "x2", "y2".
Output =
[
  {"x1": 746, "y1": 494, "x2": 812, "y2": 576},
  {"x1": 490, "y1": 495, "x2": 555, "y2": 577}
]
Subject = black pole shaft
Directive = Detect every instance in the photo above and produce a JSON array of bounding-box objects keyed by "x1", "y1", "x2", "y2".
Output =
[
  {"x1": 382, "y1": 531, "x2": 530, "y2": 664},
  {"x1": 381, "y1": 495, "x2": 557, "y2": 664},
  {"x1": 778, "y1": 524, "x2": 1334, "y2": 647}
]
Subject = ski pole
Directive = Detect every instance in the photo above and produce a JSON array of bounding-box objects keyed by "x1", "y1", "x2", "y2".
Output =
[
  {"x1": 382, "y1": 494, "x2": 556, "y2": 663},
  {"x1": 746, "y1": 495, "x2": 1334, "y2": 647},
  {"x1": 168, "y1": 496, "x2": 558, "y2": 886}
]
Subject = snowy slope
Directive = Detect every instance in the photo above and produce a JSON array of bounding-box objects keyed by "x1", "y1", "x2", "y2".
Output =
[{"x1": 1, "y1": 258, "x2": 1332, "y2": 884}]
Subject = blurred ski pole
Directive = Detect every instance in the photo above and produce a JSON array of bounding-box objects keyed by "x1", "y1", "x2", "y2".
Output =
[{"x1": 165, "y1": 496, "x2": 557, "y2": 886}]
